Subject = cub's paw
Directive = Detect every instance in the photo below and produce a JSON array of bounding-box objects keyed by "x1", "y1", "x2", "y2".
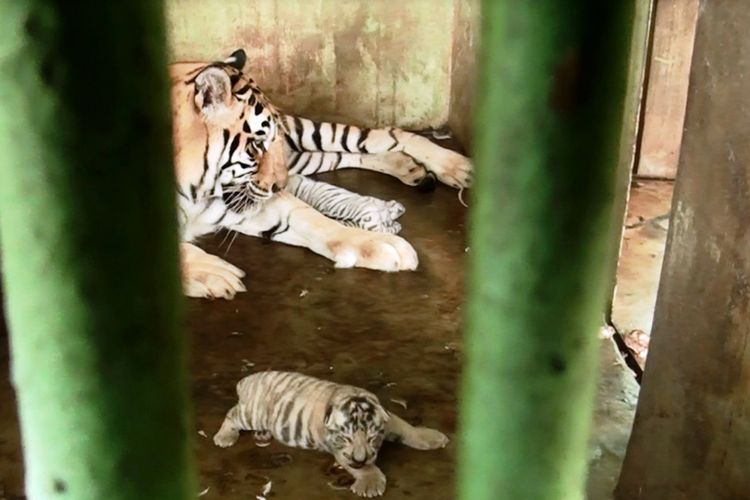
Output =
[
  {"x1": 180, "y1": 243, "x2": 246, "y2": 300},
  {"x1": 368, "y1": 198, "x2": 405, "y2": 234},
  {"x1": 213, "y1": 428, "x2": 240, "y2": 448},
  {"x1": 327, "y1": 229, "x2": 418, "y2": 272},
  {"x1": 385, "y1": 200, "x2": 406, "y2": 220},
  {"x1": 351, "y1": 468, "x2": 387, "y2": 498},
  {"x1": 253, "y1": 430, "x2": 273, "y2": 447},
  {"x1": 411, "y1": 427, "x2": 450, "y2": 450}
]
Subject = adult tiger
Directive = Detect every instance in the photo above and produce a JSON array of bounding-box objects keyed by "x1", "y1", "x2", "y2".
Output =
[
  {"x1": 213, "y1": 370, "x2": 449, "y2": 497},
  {"x1": 171, "y1": 49, "x2": 472, "y2": 299}
]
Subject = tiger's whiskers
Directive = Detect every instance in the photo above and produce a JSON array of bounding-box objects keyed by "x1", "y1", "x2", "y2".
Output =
[{"x1": 224, "y1": 230, "x2": 240, "y2": 255}]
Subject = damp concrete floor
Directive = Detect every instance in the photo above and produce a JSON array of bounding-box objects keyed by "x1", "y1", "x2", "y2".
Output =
[{"x1": 0, "y1": 164, "x2": 656, "y2": 500}]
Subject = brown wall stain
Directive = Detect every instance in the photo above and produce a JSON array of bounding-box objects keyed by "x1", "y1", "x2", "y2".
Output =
[{"x1": 165, "y1": 0, "x2": 462, "y2": 132}]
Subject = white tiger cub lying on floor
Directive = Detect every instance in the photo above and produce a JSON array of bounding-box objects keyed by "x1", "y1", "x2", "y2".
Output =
[
  {"x1": 171, "y1": 49, "x2": 472, "y2": 299},
  {"x1": 214, "y1": 371, "x2": 450, "y2": 498}
]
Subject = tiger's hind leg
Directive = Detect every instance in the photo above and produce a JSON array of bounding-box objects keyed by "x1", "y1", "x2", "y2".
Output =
[
  {"x1": 282, "y1": 115, "x2": 472, "y2": 189},
  {"x1": 286, "y1": 174, "x2": 405, "y2": 234},
  {"x1": 385, "y1": 413, "x2": 449, "y2": 450},
  {"x1": 213, "y1": 404, "x2": 273, "y2": 448},
  {"x1": 285, "y1": 146, "x2": 431, "y2": 189}
]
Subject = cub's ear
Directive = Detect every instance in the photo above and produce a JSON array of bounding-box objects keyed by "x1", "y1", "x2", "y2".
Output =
[
  {"x1": 193, "y1": 67, "x2": 232, "y2": 112},
  {"x1": 225, "y1": 49, "x2": 247, "y2": 71},
  {"x1": 376, "y1": 404, "x2": 390, "y2": 422}
]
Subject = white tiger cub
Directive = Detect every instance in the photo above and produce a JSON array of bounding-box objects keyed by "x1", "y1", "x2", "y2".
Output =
[
  {"x1": 286, "y1": 174, "x2": 406, "y2": 234},
  {"x1": 214, "y1": 371, "x2": 449, "y2": 498}
]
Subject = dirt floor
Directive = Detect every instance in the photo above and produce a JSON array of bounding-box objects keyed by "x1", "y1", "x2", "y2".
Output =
[
  {"x1": 612, "y1": 179, "x2": 675, "y2": 367},
  {"x1": 585, "y1": 178, "x2": 675, "y2": 500},
  {"x1": 0, "y1": 171, "x2": 670, "y2": 500},
  {"x1": 185, "y1": 168, "x2": 467, "y2": 499},
  {"x1": 0, "y1": 163, "x2": 467, "y2": 499}
]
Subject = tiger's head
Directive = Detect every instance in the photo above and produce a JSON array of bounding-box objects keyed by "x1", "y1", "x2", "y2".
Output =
[
  {"x1": 172, "y1": 49, "x2": 288, "y2": 209},
  {"x1": 324, "y1": 391, "x2": 390, "y2": 469}
]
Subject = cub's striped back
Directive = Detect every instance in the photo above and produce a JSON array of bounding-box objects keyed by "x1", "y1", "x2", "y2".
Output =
[
  {"x1": 232, "y1": 371, "x2": 385, "y2": 452},
  {"x1": 286, "y1": 175, "x2": 405, "y2": 234},
  {"x1": 214, "y1": 369, "x2": 450, "y2": 498}
]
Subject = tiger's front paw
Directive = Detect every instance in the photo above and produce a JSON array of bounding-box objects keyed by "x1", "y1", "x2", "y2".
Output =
[
  {"x1": 327, "y1": 229, "x2": 418, "y2": 272},
  {"x1": 404, "y1": 135, "x2": 473, "y2": 189},
  {"x1": 351, "y1": 468, "x2": 387, "y2": 498},
  {"x1": 180, "y1": 243, "x2": 246, "y2": 300},
  {"x1": 427, "y1": 149, "x2": 473, "y2": 189},
  {"x1": 410, "y1": 427, "x2": 450, "y2": 450}
]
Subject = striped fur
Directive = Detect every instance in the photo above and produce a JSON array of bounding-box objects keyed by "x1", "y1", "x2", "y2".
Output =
[
  {"x1": 286, "y1": 175, "x2": 405, "y2": 234},
  {"x1": 172, "y1": 49, "x2": 472, "y2": 299},
  {"x1": 214, "y1": 371, "x2": 450, "y2": 497}
]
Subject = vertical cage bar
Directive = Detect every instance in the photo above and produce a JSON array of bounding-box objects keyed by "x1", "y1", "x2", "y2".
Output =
[
  {"x1": 0, "y1": 2, "x2": 194, "y2": 499},
  {"x1": 459, "y1": 2, "x2": 634, "y2": 499}
]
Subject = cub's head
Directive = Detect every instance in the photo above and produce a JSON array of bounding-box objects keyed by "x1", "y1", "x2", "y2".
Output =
[
  {"x1": 324, "y1": 391, "x2": 389, "y2": 469},
  {"x1": 178, "y1": 49, "x2": 287, "y2": 206}
]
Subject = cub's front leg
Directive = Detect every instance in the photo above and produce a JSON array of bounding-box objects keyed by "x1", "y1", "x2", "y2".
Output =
[
  {"x1": 230, "y1": 192, "x2": 418, "y2": 272},
  {"x1": 385, "y1": 413, "x2": 450, "y2": 450},
  {"x1": 339, "y1": 462, "x2": 387, "y2": 498}
]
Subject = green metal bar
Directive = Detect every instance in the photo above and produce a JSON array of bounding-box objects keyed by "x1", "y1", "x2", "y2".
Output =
[
  {"x1": 459, "y1": 2, "x2": 634, "y2": 500},
  {"x1": 0, "y1": 3, "x2": 194, "y2": 500}
]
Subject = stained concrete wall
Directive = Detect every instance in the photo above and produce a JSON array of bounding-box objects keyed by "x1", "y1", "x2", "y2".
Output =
[
  {"x1": 165, "y1": 0, "x2": 460, "y2": 131},
  {"x1": 448, "y1": 0, "x2": 479, "y2": 151},
  {"x1": 616, "y1": 2, "x2": 750, "y2": 498}
]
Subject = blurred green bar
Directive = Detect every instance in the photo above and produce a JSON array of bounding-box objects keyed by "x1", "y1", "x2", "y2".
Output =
[
  {"x1": 459, "y1": 2, "x2": 634, "y2": 499},
  {"x1": 0, "y1": 2, "x2": 194, "y2": 499}
]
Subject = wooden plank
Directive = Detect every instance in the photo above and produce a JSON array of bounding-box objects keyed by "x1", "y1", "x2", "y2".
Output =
[
  {"x1": 636, "y1": 0, "x2": 700, "y2": 179},
  {"x1": 606, "y1": 0, "x2": 655, "y2": 313}
]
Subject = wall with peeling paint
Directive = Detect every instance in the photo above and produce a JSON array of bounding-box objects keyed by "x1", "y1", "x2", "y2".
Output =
[{"x1": 165, "y1": 0, "x2": 470, "y2": 133}]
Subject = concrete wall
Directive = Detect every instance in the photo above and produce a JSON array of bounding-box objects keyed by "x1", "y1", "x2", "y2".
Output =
[
  {"x1": 448, "y1": 0, "x2": 479, "y2": 151},
  {"x1": 616, "y1": 2, "x2": 750, "y2": 498},
  {"x1": 165, "y1": 0, "x2": 463, "y2": 131}
]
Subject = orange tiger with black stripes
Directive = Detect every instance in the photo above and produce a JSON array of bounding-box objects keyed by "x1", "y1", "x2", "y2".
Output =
[{"x1": 171, "y1": 49, "x2": 472, "y2": 299}]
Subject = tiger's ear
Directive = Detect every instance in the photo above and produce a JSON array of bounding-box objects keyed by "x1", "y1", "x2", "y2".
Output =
[
  {"x1": 376, "y1": 404, "x2": 390, "y2": 422},
  {"x1": 193, "y1": 67, "x2": 232, "y2": 113},
  {"x1": 365, "y1": 394, "x2": 390, "y2": 422},
  {"x1": 225, "y1": 49, "x2": 247, "y2": 71}
]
